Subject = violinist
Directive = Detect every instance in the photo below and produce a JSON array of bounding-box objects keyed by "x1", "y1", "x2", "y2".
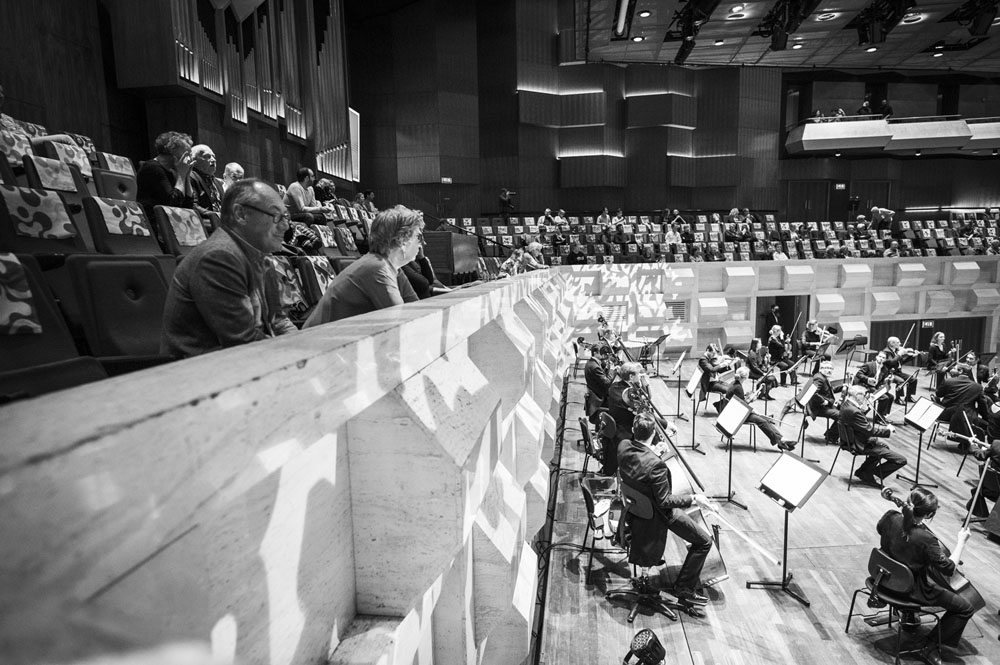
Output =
[
  {"x1": 722, "y1": 367, "x2": 796, "y2": 450},
  {"x1": 927, "y1": 332, "x2": 953, "y2": 387},
  {"x1": 854, "y1": 351, "x2": 894, "y2": 417},
  {"x1": 747, "y1": 337, "x2": 777, "y2": 400},
  {"x1": 809, "y1": 360, "x2": 841, "y2": 445},
  {"x1": 616, "y1": 414, "x2": 713, "y2": 610},
  {"x1": 884, "y1": 336, "x2": 917, "y2": 404},
  {"x1": 959, "y1": 351, "x2": 990, "y2": 385},
  {"x1": 767, "y1": 325, "x2": 797, "y2": 387},
  {"x1": 799, "y1": 320, "x2": 830, "y2": 374},
  {"x1": 602, "y1": 362, "x2": 673, "y2": 475},
  {"x1": 584, "y1": 344, "x2": 617, "y2": 418},
  {"x1": 877, "y1": 488, "x2": 977, "y2": 665},
  {"x1": 839, "y1": 385, "x2": 906, "y2": 485},
  {"x1": 698, "y1": 344, "x2": 733, "y2": 397}
]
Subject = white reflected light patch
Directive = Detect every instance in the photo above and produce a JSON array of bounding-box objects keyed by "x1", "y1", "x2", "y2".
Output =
[
  {"x1": 76, "y1": 472, "x2": 121, "y2": 511},
  {"x1": 258, "y1": 432, "x2": 339, "y2": 665},
  {"x1": 210, "y1": 613, "x2": 238, "y2": 664},
  {"x1": 256, "y1": 438, "x2": 304, "y2": 474}
]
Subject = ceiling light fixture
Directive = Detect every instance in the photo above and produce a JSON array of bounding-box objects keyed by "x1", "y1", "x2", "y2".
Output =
[
  {"x1": 901, "y1": 12, "x2": 922, "y2": 24},
  {"x1": 867, "y1": 46, "x2": 878, "y2": 52},
  {"x1": 715, "y1": 38, "x2": 725, "y2": 45},
  {"x1": 817, "y1": 13, "x2": 837, "y2": 21},
  {"x1": 638, "y1": 10, "x2": 652, "y2": 18},
  {"x1": 932, "y1": 51, "x2": 943, "y2": 57},
  {"x1": 915, "y1": 150, "x2": 922, "y2": 156},
  {"x1": 731, "y1": 4, "x2": 745, "y2": 11},
  {"x1": 632, "y1": 35, "x2": 645, "y2": 42},
  {"x1": 792, "y1": 42, "x2": 803, "y2": 49},
  {"x1": 728, "y1": 13, "x2": 745, "y2": 19},
  {"x1": 835, "y1": 152, "x2": 841, "y2": 157}
]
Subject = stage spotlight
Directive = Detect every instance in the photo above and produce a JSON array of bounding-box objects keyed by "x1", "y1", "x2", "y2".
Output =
[
  {"x1": 969, "y1": 7, "x2": 998, "y2": 36},
  {"x1": 675, "y1": 38, "x2": 696, "y2": 64},
  {"x1": 623, "y1": 629, "x2": 666, "y2": 665},
  {"x1": 771, "y1": 27, "x2": 788, "y2": 50}
]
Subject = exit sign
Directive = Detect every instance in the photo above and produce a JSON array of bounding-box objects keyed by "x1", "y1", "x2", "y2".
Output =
[
  {"x1": 922, "y1": 321, "x2": 935, "y2": 328},
  {"x1": 834, "y1": 183, "x2": 846, "y2": 190},
  {"x1": 441, "y1": 177, "x2": 452, "y2": 184}
]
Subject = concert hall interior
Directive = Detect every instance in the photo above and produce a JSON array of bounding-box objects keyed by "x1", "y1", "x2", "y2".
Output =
[{"x1": 4, "y1": 1, "x2": 1000, "y2": 665}]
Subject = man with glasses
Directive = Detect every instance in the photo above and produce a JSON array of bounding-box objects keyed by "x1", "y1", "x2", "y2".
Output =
[
  {"x1": 304, "y1": 205, "x2": 422, "y2": 325},
  {"x1": 161, "y1": 178, "x2": 297, "y2": 358}
]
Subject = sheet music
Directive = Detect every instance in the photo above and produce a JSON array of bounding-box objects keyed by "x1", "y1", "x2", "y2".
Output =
[
  {"x1": 716, "y1": 395, "x2": 751, "y2": 438},
  {"x1": 758, "y1": 453, "x2": 827, "y2": 511}
]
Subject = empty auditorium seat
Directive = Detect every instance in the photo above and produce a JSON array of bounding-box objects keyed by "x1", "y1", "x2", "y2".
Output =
[
  {"x1": 22, "y1": 155, "x2": 95, "y2": 250},
  {"x1": 83, "y1": 196, "x2": 162, "y2": 254},
  {"x1": 0, "y1": 153, "x2": 14, "y2": 185},
  {"x1": 92, "y1": 169, "x2": 138, "y2": 201},
  {"x1": 293, "y1": 255, "x2": 336, "y2": 305},
  {"x1": 153, "y1": 205, "x2": 209, "y2": 257},
  {"x1": 0, "y1": 129, "x2": 33, "y2": 175},
  {"x1": 0, "y1": 184, "x2": 86, "y2": 255},
  {"x1": 0, "y1": 253, "x2": 106, "y2": 401},
  {"x1": 266, "y1": 255, "x2": 312, "y2": 325},
  {"x1": 65, "y1": 254, "x2": 171, "y2": 358},
  {"x1": 96, "y1": 152, "x2": 137, "y2": 177},
  {"x1": 38, "y1": 140, "x2": 94, "y2": 182}
]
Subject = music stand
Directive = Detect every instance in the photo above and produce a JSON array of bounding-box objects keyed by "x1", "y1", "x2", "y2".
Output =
[
  {"x1": 663, "y1": 350, "x2": 689, "y2": 421},
  {"x1": 793, "y1": 379, "x2": 820, "y2": 463},
  {"x1": 683, "y1": 367, "x2": 706, "y2": 455},
  {"x1": 710, "y1": 395, "x2": 753, "y2": 510},
  {"x1": 898, "y1": 397, "x2": 944, "y2": 488},
  {"x1": 746, "y1": 453, "x2": 828, "y2": 606},
  {"x1": 836, "y1": 335, "x2": 867, "y2": 377}
]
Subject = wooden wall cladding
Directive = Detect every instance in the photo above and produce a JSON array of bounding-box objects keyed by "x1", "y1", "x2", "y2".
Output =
[
  {"x1": 888, "y1": 83, "x2": 940, "y2": 119},
  {"x1": 519, "y1": 91, "x2": 561, "y2": 127},
  {"x1": 812, "y1": 81, "x2": 868, "y2": 119},
  {"x1": 559, "y1": 155, "x2": 626, "y2": 188},
  {"x1": 559, "y1": 93, "x2": 609, "y2": 127},
  {"x1": 627, "y1": 94, "x2": 697, "y2": 129},
  {"x1": 957, "y1": 84, "x2": 1000, "y2": 118}
]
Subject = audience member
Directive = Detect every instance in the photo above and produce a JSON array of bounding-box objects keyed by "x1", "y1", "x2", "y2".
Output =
[
  {"x1": 870, "y1": 205, "x2": 895, "y2": 232},
  {"x1": 283, "y1": 167, "x2": 328, "y2": 223},
  {"x1": 596, "y1": 207, "x2": 611, "y2": 226},
  {"x1": 883, "y1": 241, "x2": 900, "y2": 258},
  {"x1": 831, "y1": 108, "x2": 847, "y2": 120},
  {"x1": 352, "y1": 191, "x2": 367, "y2": 210},
  {"x1": 876, "y1": 99, "x2": 894, "y2": 119},
  {"x1": 690, "y1": 246, "x2": 704, "y2": 262},
  {"x1": 856, "y1": 99, "x2": 872, "y2": 115},
  {"x1": 664, "y1": 225, "x2": 682, "y2": 245},
  {"x1": 160, "y1": 179, "x2": 295, "y2": 358},
  {"x1": 189, "y1": 144, "x2": 223, "y2": 217},
  {"x1": 361, "y1": 189, "x2": 377, "y2": 213},
  {"x1": 499, "y1": 188, "x2": 515, "y2": 219},
  {"x1": 611, "y1": 223, "x2": 630, "y2": 245},
  {"x1": 810, "y1": 109, "x2": 825, "y2": 122},
  {"x1": 705, "y1": 245, "x2": 722, "y2": 262},
  {"x1": 741, "y1": 208, "x2": 760, "y2": 224},
  {"x1": 137, "y1": 130, "x2": 195, "y2": 223},
  {"x1": 612, "y1": 208, "x2": 627, "y2": 225},
  {"x1": 314, "y1": 178, "x2": 338, "y2": 204},
  {"x1": 538, "y1": 208, "x2": 555, "y2": 225},
  {"x1": 221, "y1": 162, "x2": 244, "y2": 192},
  {"x1": 0, "y1": 83, "x2": 75, "y2": 147},
  {"x1": 500, "y1": 248, "x2": 524, "y2": 276},
  {"x1": 521, "y1": 242, "x2": 548, "y2": 271},
  {"x1": 304, "y1": 205, "x2": 423, "y2": 325},
  {"x1": 567, "y1": 242, "x2": 587, "y2": 265},
  {"x1": 402, "y1": 246, "x2": 449, "y2": 299}
]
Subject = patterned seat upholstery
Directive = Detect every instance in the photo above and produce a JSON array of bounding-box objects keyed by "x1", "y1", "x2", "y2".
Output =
[
  {"x1": 0, "y1": 185, "x2": 85, "y2": 255},
  {"x1": 312, "y1": 223, "x2": 345, "y2": 259},
  {"x1": 331, "y1": 224, "x2": 361, "y2": 257},
  {"x1": 265, "y1": 255, "x2": 311, "y2": 325},
  {"x1": 65, "y1": 133, "x2": 97, "y2": 161},
  {"x1": 1, "y1": 129, "x2": 35, "y2": 172},
  {"x1": 22, "y1": 156, "x2": 94, "y2": 250},
  {"x1": 39, "y1": 141, "x2": 93, "y2": 180},
  {"x1": 93, "y1": 169, "x2": 138, "y2": 200},
  {"x1": 96, "y1": 152, "x2": 136, "y2": 177},
  {"x1": 293, "y1": 255, "x2": 336, "y2": 306},
  {"x1": 83, "y1": 197, "x2": 161, "y2": 255},
  {"x1": 152, "y1": 205, "x2": 209, "y2": 257}
]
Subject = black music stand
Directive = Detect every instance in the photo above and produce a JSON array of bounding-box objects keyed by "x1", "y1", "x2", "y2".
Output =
[
  {"x1": 663, "y1": 350, "x2": 689, "y2": 422},
  {"x1": 898, "y1": 396, "x2": 944, "y2": 488},
  {"x1": 836, "y1": 335, "x2": 868, "y2": 377},
  {"x1": 710, "y1": 395, "x2": 753, "y2": 510},
  {"x1": 682, "y1": 367, "x2": 706, "y2": 455},
  {"x1": 746, "y1": 453, "x2": 828, "y2": 607},
  {"x1": 793, "y1": 379, "x2": 820, "y2": 463}
]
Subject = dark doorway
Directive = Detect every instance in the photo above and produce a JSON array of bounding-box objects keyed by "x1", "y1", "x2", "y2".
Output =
[
  {"x1": 757, "y1": 295, "x2": 810, "y2": 342},
  {"x1": 786, "y1": 180, "x2": 829, "y2": 224}
]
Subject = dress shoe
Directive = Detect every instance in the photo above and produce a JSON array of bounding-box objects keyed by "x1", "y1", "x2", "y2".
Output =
[
  {"x1": 777, "y1": 440, "x2": 797, "y2": 451},
  {"x1": 760, "y1": 394, "x2": 774, "y2": 401},
  {"x1": 853, "y1": 470, "x2": 879, "y2": 486},
  {"x1": 918, "y1": 644, "x2": 943, "y2": 665},
  {"x1": 673, "y1": 588, "x2": 708, "y2": 605}
]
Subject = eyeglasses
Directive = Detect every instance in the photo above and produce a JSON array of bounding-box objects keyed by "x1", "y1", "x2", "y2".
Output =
[{"x1": 240, "y1": 202, "x2": 290, "y2": 225}]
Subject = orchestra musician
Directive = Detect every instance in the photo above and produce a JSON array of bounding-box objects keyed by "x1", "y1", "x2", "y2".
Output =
[
  {"x1": 877, "y1": 488, "x2": 977, "y2": 665},
  {"x1": 746, "y1": 337, "x2": 777, "y2": 400},
  {"x1": 884, "y1": 336, "x2": 917, "y2": 404},
  {"x1": 698, "y1": 344, "x2": 733, "y2": 397},
  {"x1": 800, "y1": 320, "x2": 834, "y2": 375},
  {"x1": 765, "y1": 304, "x2": 782, "y2": 331},
  {"x1": 966, "y1": 438, "x2": 1000, "y2": 521},
  {"x1": 935, "y1": 366, "x2": 986, "y2": 445},
  {"x1": 927, "y1": 332, "x2": 954, "y2": 387},
  {"x1": 853, "y1": 351, "x2": 894, "y2": 417},
  {"x1": 809, "y1": 359, "x2": 841, "y2": 445},
  {"x1": 602, "y1": 362, "x2": 673, "y2": 476},
  {"x1": 959, "y1": 351, "x2": 990, "y2": 385},
  {"x1": 584, "y1": 344, "x2": 617, "y2": 418},
  {"x1": 616, "y1": 414, "x2": 713, "y2": 610},
  {"x1": 767, "y1": 325, "x2": 797, "y2": 387},
  {"x1": 839, "y1": 385, "x2": 907, "y2": 485},
  {"x1": 722, "y1": 367, "x2": 796, "y2": 450}
]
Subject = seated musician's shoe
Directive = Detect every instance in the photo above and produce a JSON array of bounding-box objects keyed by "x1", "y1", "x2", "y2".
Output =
[
  {"x1": 672, "y1": 588, "x2": 709, "y2": 605},
  {"x1": 918, "y1": 644, "x2": 943, "y2": 665},
  {"x1": 777, "y1": 440, "x2": 797, "y2": 451},
  {"x1": 853, "y1": 470, "x2": 880, "y2": 486},
  {"x1": 760, "y1": 394, "x2": 774, "y2": 401},
  {"x1": 906, "y1": 395, "x2": 918, "y2": 404}
]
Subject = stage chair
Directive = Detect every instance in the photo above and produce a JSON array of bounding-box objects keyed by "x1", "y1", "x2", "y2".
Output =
[
  {"x1": 572, "y1": 337, "x2": 591, "y2": 378},
  {"x1": 0, "y1": 148, "x2": 16, "y2": 185},
  {"x1": 577, "y1": 416, "x2": 604, "y2": 476},
  {"x1": 580, "y1": 475, "x2": 623, "y2": 586},
  {"x1": 605, "y1": 480, "x2": 680, "y2": 623},
  {"x1": 82, "y1": 197, "x2": 161, "y2": 255},
  {"x1": 828, "y1": 421, "x2": 882, "y2": 491},
  {"x1": 845, "y1": 548, "x2": 943, "y2": 665},
  {"x1": 153, "y1": 205, "x2": 209, "y2": 257}
]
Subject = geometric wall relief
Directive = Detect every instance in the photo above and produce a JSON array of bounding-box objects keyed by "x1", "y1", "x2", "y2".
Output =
[
  {"x1": 948, "y1": 261, "x2": 980, "y2": 285},
  {"x1": 871, "y1": 290, "x2": 902, "y2": 317},
  {"x1": 925, "y1": 290, "x2": 956, "y2": 315},
  {"x1": 894, "y1": 262, "x2": 926, "y2": 287},
  {"x1": 839, "y1": 319, "x2": 870, "y2": 342},
  {"x1": 723, "y1": 266, "x2": 756, "y2": 294},
  {"x1": 839, "y1": 263, "x2": 871, "y2": 288},
  {"x1": 697, "y1": 296, "x2": 728, "y2": 323},
  {"x1": 782, "y1": 264, "x2": 815, "y2": 291},
  {"x1": 722, "y1": 321, "x2": 753, "y2": 348},
  {"x1": 815, "y1": 293, "x2": 846, "y2": 319},
  {"x1": 970, "y1": 285, "x2": 1000, "y2": 313}
]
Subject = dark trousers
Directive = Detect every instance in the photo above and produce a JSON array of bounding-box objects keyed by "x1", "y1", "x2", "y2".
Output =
[
  {"x1": 749, "y1": 413, "x2": 782, "y2": 446},
  {"x1": 754, "y1": 374, "x2": 778, "y2": 396},
  {"x1": 775, "y1": 360, "x2": 796, "y2": 386},
  {"x1": 601, "y1": 436, "x2": 620, "y2": 476},
  {"x1": 857, "y1": 443, "x2": 907, "y2": 479},
  {"x1": 813, "y1": 404, "x2": 840, "y2": 442},
  {"x1": 665, "y1": 510, "x2": 712, "y2": 593},
  {"x1": 890, "y1": 372, "x2": 915, "y2": 399},
  {"x1": 967, "y1": 466, "x2": 999, "y2": 517},
  {"x1": 927, "y1": 586, "x2": 977, "y2": 648}
]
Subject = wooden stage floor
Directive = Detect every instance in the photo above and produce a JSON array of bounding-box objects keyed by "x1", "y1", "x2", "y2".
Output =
[{"x1": 537, "y1": 360, "x2": 1000, "y2": 665}]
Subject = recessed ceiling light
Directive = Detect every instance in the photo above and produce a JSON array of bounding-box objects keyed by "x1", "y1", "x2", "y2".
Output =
[
  {"x1": 835, "y1": 152, "x2": 841, "y2": 157},
  {"x1": 866, "y1": 46, "x2": 878, "y2": 52},
  {"x1": 817, "y1": 13, "x2": 837, "y2": 21},
  {"x1": 731, "y1": 4, "x2": 745, "y2": 11},
  {"x1": 915, "y1": 150, "x2": 922, "y2": 156},
  {"x1": 638, "y1": 10, "x2": 651, "y2": 18},
  {"x1": 727, "y1": 13, "x2": 745, "y2": 20},
  {"x1": 901, "y1": 12, "x2": 922, "y2": 24},
  {"x1": 715, "y1": 39, "x2": 725, "y2": 45},
  {"x1": 792, "y1": 43, "x2": 803, "y2": 49},
  {"x1": 934, "y1": 41, "x2": 945, "y2": 49},
  {"x1": 632, "y1": 35, "x2": 645, "y2": 42}
]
